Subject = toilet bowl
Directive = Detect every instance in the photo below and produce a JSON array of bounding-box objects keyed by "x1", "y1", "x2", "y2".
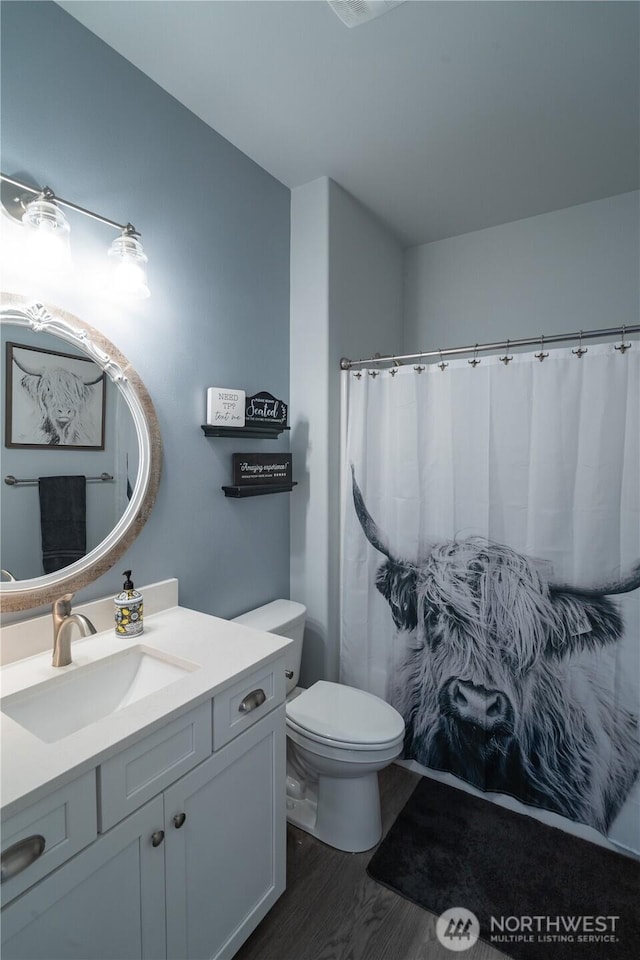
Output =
[
  {"x1": 285, "y1": 680, "x2": 404, "y2": 851},
  {"x1": 233, "y1": 601, "x2": 405, "y2": 853}
]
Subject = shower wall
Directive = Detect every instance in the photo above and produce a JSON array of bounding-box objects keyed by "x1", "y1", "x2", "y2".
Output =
[{"x1": 404, "y1": 190, "x2": 639, "y2": 353}]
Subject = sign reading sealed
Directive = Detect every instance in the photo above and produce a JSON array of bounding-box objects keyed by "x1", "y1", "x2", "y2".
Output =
[
  {"x1": 232, "y1": 453, "x2": 292, "y2": 486},
  {"x1": 206, "y1": 387, "x2": 245, "y2": 427},
  {"x1": 245, "y1": 391, "x2": 287, "y2": 425}
]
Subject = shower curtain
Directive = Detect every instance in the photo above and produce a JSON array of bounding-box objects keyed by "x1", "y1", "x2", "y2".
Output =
[{"x1": 340, "y1": 342, "x2": 640, "y2": 854}]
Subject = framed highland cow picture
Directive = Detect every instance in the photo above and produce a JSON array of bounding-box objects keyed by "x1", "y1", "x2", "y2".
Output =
[{"x1": 5, "y1": 341, "x2": 106, "y2": 450}]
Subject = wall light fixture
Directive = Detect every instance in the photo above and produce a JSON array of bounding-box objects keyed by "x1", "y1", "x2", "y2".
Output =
[{"x1": 0, "y1": 173, "x2": 150, "y2": 299}]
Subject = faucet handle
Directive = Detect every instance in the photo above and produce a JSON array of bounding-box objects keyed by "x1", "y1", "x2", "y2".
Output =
[{"x1": 53, "y1": 593, "x2": 75, "y2": 618}]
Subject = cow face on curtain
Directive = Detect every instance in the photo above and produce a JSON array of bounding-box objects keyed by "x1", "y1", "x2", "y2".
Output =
[{"x1": 352, "y1": 470, "x2": 640, "y2": 834}]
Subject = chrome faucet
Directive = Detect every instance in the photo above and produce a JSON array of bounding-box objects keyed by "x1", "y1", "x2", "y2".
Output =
[{"x1": 52, "y1": 593, "x2": 97, "y2": 667}]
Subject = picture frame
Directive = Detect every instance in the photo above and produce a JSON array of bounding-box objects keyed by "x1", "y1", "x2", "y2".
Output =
[{"x1": 5, "y1": 341, "x2": 106, "y2": 450}]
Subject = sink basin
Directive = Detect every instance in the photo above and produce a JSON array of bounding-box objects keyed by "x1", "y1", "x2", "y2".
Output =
[{"x1": 1, "y1": 646, "x2": 199, "y2": 743}]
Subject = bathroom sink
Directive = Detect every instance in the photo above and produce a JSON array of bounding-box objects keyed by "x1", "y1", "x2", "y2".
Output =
[{"x1": 1, "y1": 646, "x2": 198, "y2": 743}]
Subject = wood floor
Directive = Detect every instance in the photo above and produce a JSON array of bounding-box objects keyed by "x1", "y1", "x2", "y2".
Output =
[{"x1": 236, "y1": 764, "x2": 509, "y2": 960}]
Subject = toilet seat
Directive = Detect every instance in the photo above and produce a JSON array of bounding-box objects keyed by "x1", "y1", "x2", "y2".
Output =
[
  {"x1": 286, "y1": 722, "x2": 404, "y2": 766},
  {"x1": 285, "y1": 680, "x2": 404, "y2": 749},
  {"x1": 286, "y1": 717, "x2": 404, "y2": 756}
]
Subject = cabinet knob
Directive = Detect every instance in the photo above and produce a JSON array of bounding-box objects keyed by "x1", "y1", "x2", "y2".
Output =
[
  {"x1": 285, "y1": 670, "x2": 294, "y2": 680},
  {"x1": 1, "y1": 834, "x2": 46, "y2": 882},
  {"x1": 151, "y1": 830, "x2": 165, "y2": 847},
  {"x1": 238, "y1": 688, "x2": 267, "y2": 713},
  {"x1": 173, "y1": 813, "x2": 187, "y2": 829}
]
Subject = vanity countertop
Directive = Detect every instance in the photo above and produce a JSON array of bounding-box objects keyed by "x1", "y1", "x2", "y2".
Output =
[{"x1": 0, "y1": 605, "x2": 291, "y2": 818}]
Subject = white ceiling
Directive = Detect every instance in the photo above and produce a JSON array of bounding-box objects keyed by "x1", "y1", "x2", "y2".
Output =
[{"x1": 56, "y1": 1, "x2": 639, "y2": 247}]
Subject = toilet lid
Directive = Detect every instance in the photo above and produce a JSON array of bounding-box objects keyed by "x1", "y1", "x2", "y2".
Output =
[{"x1": 286, "y1": 681, "x2": 404, "y2": 745}]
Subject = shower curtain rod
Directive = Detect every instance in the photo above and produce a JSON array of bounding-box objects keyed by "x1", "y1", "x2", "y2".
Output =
[{"x1": 339, "y1": 324, "x2": 640, "y2": 370}]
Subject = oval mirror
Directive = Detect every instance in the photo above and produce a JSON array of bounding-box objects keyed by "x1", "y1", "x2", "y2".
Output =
[{"x1": 1, "y1": 292, "x2": 162, "y2": 611}]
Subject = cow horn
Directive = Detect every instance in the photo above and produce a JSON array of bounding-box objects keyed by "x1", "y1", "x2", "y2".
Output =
[
  {"x1": 351, "y1": 467, "x2": 393, "y2": 558},
  {"x1": 13, "y1": 355, "x2": 103, "y2": 387},
  {"x1": 550, "y1": 561, "x2": 640, "y2": 598},
  {"x1": 82, "y1": 372, "x2": 105, "y2": 386},
  {"x1": 12, "y1": 355, "x2": 42, "y2": 378}
]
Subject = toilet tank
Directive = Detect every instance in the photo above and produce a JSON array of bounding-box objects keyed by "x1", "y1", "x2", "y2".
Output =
[{"x1": 232, "y1": 600, "x2": 306, "y2": 694}]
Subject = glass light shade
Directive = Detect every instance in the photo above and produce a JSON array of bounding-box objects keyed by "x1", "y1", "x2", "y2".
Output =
[
  {"x1": 21, "y1": 197, "x2": 71, "y2": 269},
  {"x1": 108, "y1": 233, "x2": 150, "y2": 299}
]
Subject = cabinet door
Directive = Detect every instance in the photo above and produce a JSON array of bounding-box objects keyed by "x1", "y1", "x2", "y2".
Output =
[
  {"x1": 1, "y1": 796, "x2": 166, "y2": 960},
  {"x1": 165, "y1": 704, "x2": 285, "y2": 960}
]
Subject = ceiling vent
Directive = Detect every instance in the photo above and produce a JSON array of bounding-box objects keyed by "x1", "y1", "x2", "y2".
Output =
[{"x1": 327, "y1": 1, "x2": 406, "y2": 29}]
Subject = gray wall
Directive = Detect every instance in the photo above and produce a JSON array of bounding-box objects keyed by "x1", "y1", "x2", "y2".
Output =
[
  {"x1": 290, "y1": 178, "x2": 404, "y2": 685},
  {"x1": 404, "y1": 191, "x2": 639, "y2": 352},
  {"x1": 1, "y1": 1, "x2": 291, "y2": 619}
]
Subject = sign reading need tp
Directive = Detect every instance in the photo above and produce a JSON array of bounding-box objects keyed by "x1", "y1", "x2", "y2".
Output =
[{"x1": 206, "y1": 388, "x2": 245, "y2": 427}]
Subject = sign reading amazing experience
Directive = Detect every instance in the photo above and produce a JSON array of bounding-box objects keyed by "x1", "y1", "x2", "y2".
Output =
[
  {"x1": 245, "y1": 391, "x2": 287, "y2": 426},
  {"x1": 232, "y1": 453, "x2": 292, "y2": 486}
]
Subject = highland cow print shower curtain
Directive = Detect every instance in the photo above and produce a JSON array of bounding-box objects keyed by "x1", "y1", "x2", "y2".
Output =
[{"x1": 340, "y1": 343, "x2": 640, "y2": 854}]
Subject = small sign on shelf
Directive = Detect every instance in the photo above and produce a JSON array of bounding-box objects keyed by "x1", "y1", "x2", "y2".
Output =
[
  {"x1": 245, "y1": 391, "x2": 287, "y2": 426},
  {"x1": 206, "y1": 388, "x2": 245, "y2": 427},
  {"x1": 232, "y1": 453, "x2": 292, "y2": 486}
]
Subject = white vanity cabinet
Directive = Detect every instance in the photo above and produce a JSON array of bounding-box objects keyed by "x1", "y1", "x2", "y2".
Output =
[
  {"x1": 164, "y1": 705, "x2": 285, "y2": 960},
  {"x1": 1, "y1": 653, "x2": 287, "y2": 960},
  {"x1": 1, "y1": 795, "x2": 167, "y2": 960}
]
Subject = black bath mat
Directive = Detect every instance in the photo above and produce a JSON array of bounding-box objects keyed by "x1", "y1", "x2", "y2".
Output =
[{"x1": 367, "y1": 777, "x2": 639, "y2": 960}]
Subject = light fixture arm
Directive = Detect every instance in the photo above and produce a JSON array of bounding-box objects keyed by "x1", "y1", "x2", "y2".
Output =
[
  {"x1": 1, "y1": 171, "x2": 150, "y2": 298},
  {"x1": 0, "y1": 172, "x2": 141, "y2": 237}
]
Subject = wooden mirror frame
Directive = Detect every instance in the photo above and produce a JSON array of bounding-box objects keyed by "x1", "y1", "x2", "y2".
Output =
[{"x1": 0, "y1": 293, "x2": 162, "y2": 612}]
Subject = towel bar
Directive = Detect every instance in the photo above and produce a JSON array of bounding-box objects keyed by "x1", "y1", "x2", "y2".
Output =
[{"x1": 4, "y1": 473, "x2": 114, "y2": 487}]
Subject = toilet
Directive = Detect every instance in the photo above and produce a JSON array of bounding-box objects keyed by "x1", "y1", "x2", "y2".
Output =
[{"x1": 233, "y1": 599, "x2": 405, "y2": 853}]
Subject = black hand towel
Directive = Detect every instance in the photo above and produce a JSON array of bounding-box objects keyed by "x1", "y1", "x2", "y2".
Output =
[{"x1": 38, "y1": 476, "x2": 87, "y2": 574}]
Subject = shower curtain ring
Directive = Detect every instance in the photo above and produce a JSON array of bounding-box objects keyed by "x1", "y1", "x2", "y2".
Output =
[
  {"x1": 535, "y1": 334, "x2": 549, "y2": 362},
  {"x1": 572, "y1": 330, "x2": 588, "y2": 358},
  {"x1": 615, "y1": 325, "x2": 631, "y2": 354},
  {"x1": 353, "y1": 371, "x2": 362, "y2": 379},
  {"x1": 468, "y1": 344, "x2": 481, "y2": 368},
  {"x1": 500, "y1": 339, "x2": 513, "y2": 365},
  {"x1": 367, "y1": 370, "x2": 379, "y2": 378},
  {"x1": 438, "y1": 350, "x2": 448, "y2": 371},
  {"x1": 413, "y1": 364, "x2": 425, "y2": 374}
]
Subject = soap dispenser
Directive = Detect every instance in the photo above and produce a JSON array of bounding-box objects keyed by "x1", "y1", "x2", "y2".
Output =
[{"x1": 114, "y1": 570, "x2": 144, "y2": 637}]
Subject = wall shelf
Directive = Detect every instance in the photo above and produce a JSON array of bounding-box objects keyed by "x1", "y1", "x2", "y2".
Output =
[
  {"x1": 201, "y1": 424, "x2": 289, "y2": 440},
  {"x1": 222, "y1": 482, "x2": 297, "y2": 499}
]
